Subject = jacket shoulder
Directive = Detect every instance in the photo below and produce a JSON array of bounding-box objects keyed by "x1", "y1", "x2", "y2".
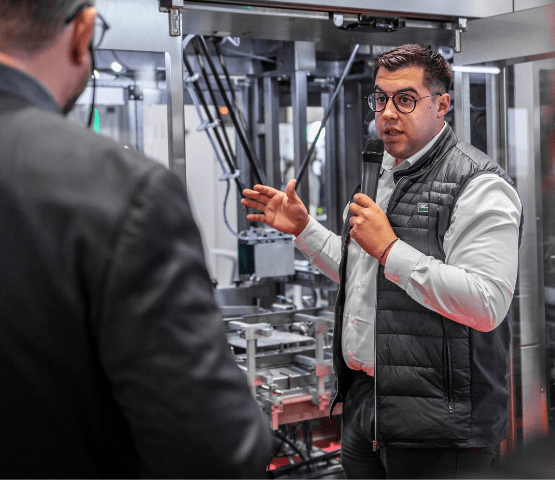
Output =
[{"x1": 439, "y1": 140, "x2": 514, "y2": 188}]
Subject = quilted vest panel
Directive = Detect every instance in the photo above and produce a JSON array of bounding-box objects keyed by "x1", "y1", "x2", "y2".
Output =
[{"x1": 332, "y1": 125, "x2": 520, "y2": 449}]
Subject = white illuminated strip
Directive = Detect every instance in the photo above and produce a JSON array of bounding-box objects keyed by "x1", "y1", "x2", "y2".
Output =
[{"x1": 452, "y1": 65, "x2": 501, "y2": 74}]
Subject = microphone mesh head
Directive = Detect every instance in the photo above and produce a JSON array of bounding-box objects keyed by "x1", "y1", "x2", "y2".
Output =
[{"x1": 364, "y1": 137, "x2": 385, "y2": 154}]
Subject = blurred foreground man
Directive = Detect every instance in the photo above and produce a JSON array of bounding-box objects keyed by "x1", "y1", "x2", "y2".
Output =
[
  {"x1": 0, "y1": 1, "x2": 271, "y2": 477},
  {"x1": 242, "y1": 44, "x2": 523, "y2": 479}
]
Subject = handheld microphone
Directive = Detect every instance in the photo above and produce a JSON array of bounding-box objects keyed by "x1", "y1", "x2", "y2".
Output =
[{"x1": 361, "y1": 137, "x2": 385, "y2": 201}]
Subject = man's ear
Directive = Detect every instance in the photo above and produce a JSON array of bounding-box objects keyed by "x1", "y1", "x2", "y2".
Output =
[
  {"x1": 437, "y1": 93, "x2": 451, "y2": 119},
  {"x1": 69, "y1": 7, "x2": 96, "y2": 65}
]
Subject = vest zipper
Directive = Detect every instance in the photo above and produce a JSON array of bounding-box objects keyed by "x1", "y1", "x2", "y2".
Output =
[
  {"x1": 442, "y1": 319, "x2": 454, "y2": 414},
  {"x1": 373, "y1": 323, "x2": 378, "y2": 451},
  {"x1": 373, "y1": 174, "x2": 407, "y2": 451},
  {"x1": 446, "y1": 338, "x2": 454, "y2": 413}
]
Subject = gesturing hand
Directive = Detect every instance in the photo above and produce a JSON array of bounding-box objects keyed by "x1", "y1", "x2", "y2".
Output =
[
  {"x1": 241, "y1": 179, "x2": 310, "y2": 236},
  {"x1": 349, "y1": 193, "x2": 397, "y2": 264}
]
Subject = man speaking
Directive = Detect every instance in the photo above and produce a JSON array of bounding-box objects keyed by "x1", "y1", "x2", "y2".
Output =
[{"x1": 242, "y1": 43, "x2": 522, "y2": 479}]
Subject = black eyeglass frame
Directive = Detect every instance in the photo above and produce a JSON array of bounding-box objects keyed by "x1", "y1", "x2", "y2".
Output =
[
  {"x1": 64, "y1": 2, "x2": 110, "y2": 51},
  {"x1": 366, "y1": 91, "x2": 441, "y2": 114},
  {"x1": 64, "y1": 2, "x2": 109, "y2": 129}
]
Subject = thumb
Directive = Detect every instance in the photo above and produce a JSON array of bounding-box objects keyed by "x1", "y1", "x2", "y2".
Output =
[
  {"x1": 353, "y1": 192, "x2": 373, "y2": 207},
  {"x1": 285, "y1": 179, "x2": 298, "y2": 200}
]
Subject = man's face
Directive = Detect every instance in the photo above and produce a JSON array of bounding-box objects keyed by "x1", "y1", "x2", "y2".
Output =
[
  {"x1": 374, "y1": 66, "x2": 449, "y2": 161},
  {"x1": 62, "y1": 61, "x2": 92, "y2": 115}
]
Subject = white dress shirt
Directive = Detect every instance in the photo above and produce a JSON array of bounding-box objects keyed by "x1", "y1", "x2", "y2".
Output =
[{"x1": 295, "y1": 125, "x2": 522, "y2": 376}]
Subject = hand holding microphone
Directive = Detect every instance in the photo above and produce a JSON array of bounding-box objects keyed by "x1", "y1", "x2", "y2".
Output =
[
  {"x1": 361, "y1": 137, "x2": 384, "y2": 201},
  {"x1": 350, "y1": 137, "x2": 398, "y2": 265}
]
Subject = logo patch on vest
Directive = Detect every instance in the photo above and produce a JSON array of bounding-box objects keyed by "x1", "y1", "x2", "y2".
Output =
[{"x1": 417, "y1": 203, "x2": 429, "y2": 214}]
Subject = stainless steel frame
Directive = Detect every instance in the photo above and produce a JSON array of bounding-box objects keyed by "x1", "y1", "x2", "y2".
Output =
[
  {"x1": 96, "y1": 0, "x2": 186, "y2": 183},
  {"x1": 454, "y1": 2, "x2": 555, "y2": 450},
  {"x1": 454, "y1": 4, "x2": 555, "y2": 66},
  {"x1": 512, "y1": 61, "x2": 548, "y2": 445},
  {"x1": 93, "y1": 0, "x2": 555, "y2": 458},
  {"x1": 175, "y1": 0, "x2": 513, "y2": 19}
]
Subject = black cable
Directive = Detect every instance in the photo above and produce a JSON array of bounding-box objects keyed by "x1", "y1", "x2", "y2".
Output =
[
  {"x1": 196, "y1": 35, "x2": 266, "y2": 185},
  {"x1": 272, "y1": 436, "x2": 286, "y2": 459},
  {"x1": 295, "y1": 43, "x2": 360, "y2": 187},
  {"x1": 212, "y1": 39, "x2": 252, "y2": 146},
  {"x1": 266, "y1": 429, "x2": 308, "y2": 476},
  {"x1": 87, "y1": 46, "x2": 96, "y2": 129},
  {"x1": 182, "y1": 39, "x2": 244, "y2": 193},
  {"x1": 190, "y1": 37, "x2": 236, "y2": 167},
  {"x1": 268, "y1": 449, "x2": 341, "y2": 478}
]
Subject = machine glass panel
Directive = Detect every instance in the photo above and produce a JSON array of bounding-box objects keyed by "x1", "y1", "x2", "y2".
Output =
[
  {"x1": 504, "y1": 57, "x2": 555, "y2": 444},
  {"x1": 67, "y1": 49, "x2": 169, "y2": 169}
]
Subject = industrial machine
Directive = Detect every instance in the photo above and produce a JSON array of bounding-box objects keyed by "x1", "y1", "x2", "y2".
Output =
[{"x1": 75, "y1": 0, "x2": 555, "y2": 476}]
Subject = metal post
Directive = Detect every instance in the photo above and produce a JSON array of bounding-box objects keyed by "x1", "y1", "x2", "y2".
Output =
[
  {"x1": 246, "y1": 336, "x2": 257, "y2": 397},
  {"x1": 263, "y1": 76, "x2": 281, "y2": 189},
  {"x1": 510, "y1": 62, "x2": 548, "y2": 445},
  {"x1": 453, "y1": 70, "x2": 471, "y2": 143},
  {"x1": 292, "y1": 42, "x2": 314, "y2": 207},
  {"x1": 292, "y1": 69, "x2": 309, "y2": 206},
  {"x1": 485, "y1": 65, "x2": 499, "y2": 162}
]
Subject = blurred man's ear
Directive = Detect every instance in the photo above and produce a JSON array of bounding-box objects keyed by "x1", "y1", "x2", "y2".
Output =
[{"x1": 68, "y1": 7, "x2": 96, "y2": 65}]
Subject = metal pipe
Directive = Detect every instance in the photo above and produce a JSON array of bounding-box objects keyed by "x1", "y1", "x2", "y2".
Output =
[
  {"x1": 190, "y1": 37, "x2": 236, "y2": 163},
  {"x1": 295, "y1": 43, "x2": 360, "y2": 187},
  {"x1": 182, "y1": 39, "x2": 245, "y2": 192},
  {"x1": 196, "y1": 36, "x2": 267, "y2": 185},
  {"x1": 213, "y1": 40, "x2": 250, "y2": 137}
]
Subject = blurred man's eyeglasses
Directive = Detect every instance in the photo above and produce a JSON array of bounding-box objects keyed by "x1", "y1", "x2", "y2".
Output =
[
  {"x1": 65, "y1": 2, "x2": 110, "y2": 51},
  {"x1": 366, "y1": 91, "x2": 440, "y2": 114}
]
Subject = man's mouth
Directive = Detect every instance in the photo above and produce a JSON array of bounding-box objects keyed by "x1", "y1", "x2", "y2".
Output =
[{"x1": 384, "y1": 128, "x2": 403, "y2": 137}]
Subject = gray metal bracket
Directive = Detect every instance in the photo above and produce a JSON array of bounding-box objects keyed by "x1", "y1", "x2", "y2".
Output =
[
  {"x1": 158, "y1": 1, "x2": 183, "y2": 36},
  {"x1": 454, "y1": 17, "x2": 468, "y2": 53}
]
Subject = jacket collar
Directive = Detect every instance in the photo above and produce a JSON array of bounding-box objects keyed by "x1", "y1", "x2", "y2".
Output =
[
  {"x1": 393, "y1": 124, "x2": 458, "y2": 182},
  {"x1": 0, "y1": 63, "x2": 62, "y2": 115}
]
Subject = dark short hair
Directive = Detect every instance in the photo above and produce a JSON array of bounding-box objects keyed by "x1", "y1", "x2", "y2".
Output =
[
  {"x1": 0, "y1": 0, "x2": 84, "y2": 54},
  {"x1": 373, "y1": 44, "x2": 452, "y2": 94}
]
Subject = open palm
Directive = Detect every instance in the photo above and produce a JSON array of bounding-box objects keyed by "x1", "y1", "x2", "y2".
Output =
[{"x1": 241, "y1": 179, "x2": 309, "y2": 236}]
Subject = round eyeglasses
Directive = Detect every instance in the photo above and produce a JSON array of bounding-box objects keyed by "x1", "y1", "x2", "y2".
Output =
[
  {"x1": 91, "y1": 13, "x2": 110, "y2": 50},
  {"x1": 366, "y1": 92, "x2": 440, "y2": 114},
  {"x1": 65, "y1": 2, "x2": 110, "y2": 51}
]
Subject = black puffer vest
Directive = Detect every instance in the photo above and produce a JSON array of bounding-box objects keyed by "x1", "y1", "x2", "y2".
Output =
[{"x1": 330, "y1": 125, "x2": 522, "y2": 448}]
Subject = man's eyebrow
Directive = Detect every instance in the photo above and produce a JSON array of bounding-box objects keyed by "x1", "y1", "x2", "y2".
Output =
[{"x1": 374, "y1": 85, "x2": 419, "y2": 95}]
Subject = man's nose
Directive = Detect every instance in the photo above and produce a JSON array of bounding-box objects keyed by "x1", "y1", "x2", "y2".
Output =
[{"x1": 382, "y1": 98, "x2": 398, "y2": 118}]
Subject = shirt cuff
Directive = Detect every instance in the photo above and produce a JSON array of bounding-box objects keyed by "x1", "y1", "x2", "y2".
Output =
[
  {"x1": 294, "y1": 216, "x2": 331, "y2": 257},
  {"x1": 384, "y1": 240, "x2": 425, "y2": 289}
]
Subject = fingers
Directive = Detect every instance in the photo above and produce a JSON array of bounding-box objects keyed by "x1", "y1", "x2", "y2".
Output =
[
  {"x1": 242, "y1": 189, "x2": 267, "y2": 203},
  {"x1": 353, "y1": 193, "x2": 373, "y2": 207},
  {"x1": 241, "y1": 197, "x2": 264, "y2": 212},
  {"x1": 349, "y1": 201, "x2": 362, "y2": 216},
  {"x1": 243, "y1": 184, "x2": 278, "y2": 199},
  {"x1": 348, "y1": 215, "x2": 362, "y2": 228},
  {"x1": 246, "y1": 213, "x2": 267, "y2": 224}
]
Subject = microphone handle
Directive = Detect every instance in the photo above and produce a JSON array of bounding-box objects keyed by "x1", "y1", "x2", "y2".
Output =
[{"x1": 361, "y1": 161, "x2": 381, "y2": 201}]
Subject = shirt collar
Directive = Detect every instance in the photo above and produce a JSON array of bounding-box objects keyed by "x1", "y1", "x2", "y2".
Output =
[
  {"x1": 382, "y1": 122, "x2": 448, "y2": 172},
  {"x1": 0, "y1": 63, "x2": 62, "y2": 115}
]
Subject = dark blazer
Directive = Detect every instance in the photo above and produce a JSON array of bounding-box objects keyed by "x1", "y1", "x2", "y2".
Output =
[{"x1": 0, "y1": 64, "x2": 271, "y2": 478}]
